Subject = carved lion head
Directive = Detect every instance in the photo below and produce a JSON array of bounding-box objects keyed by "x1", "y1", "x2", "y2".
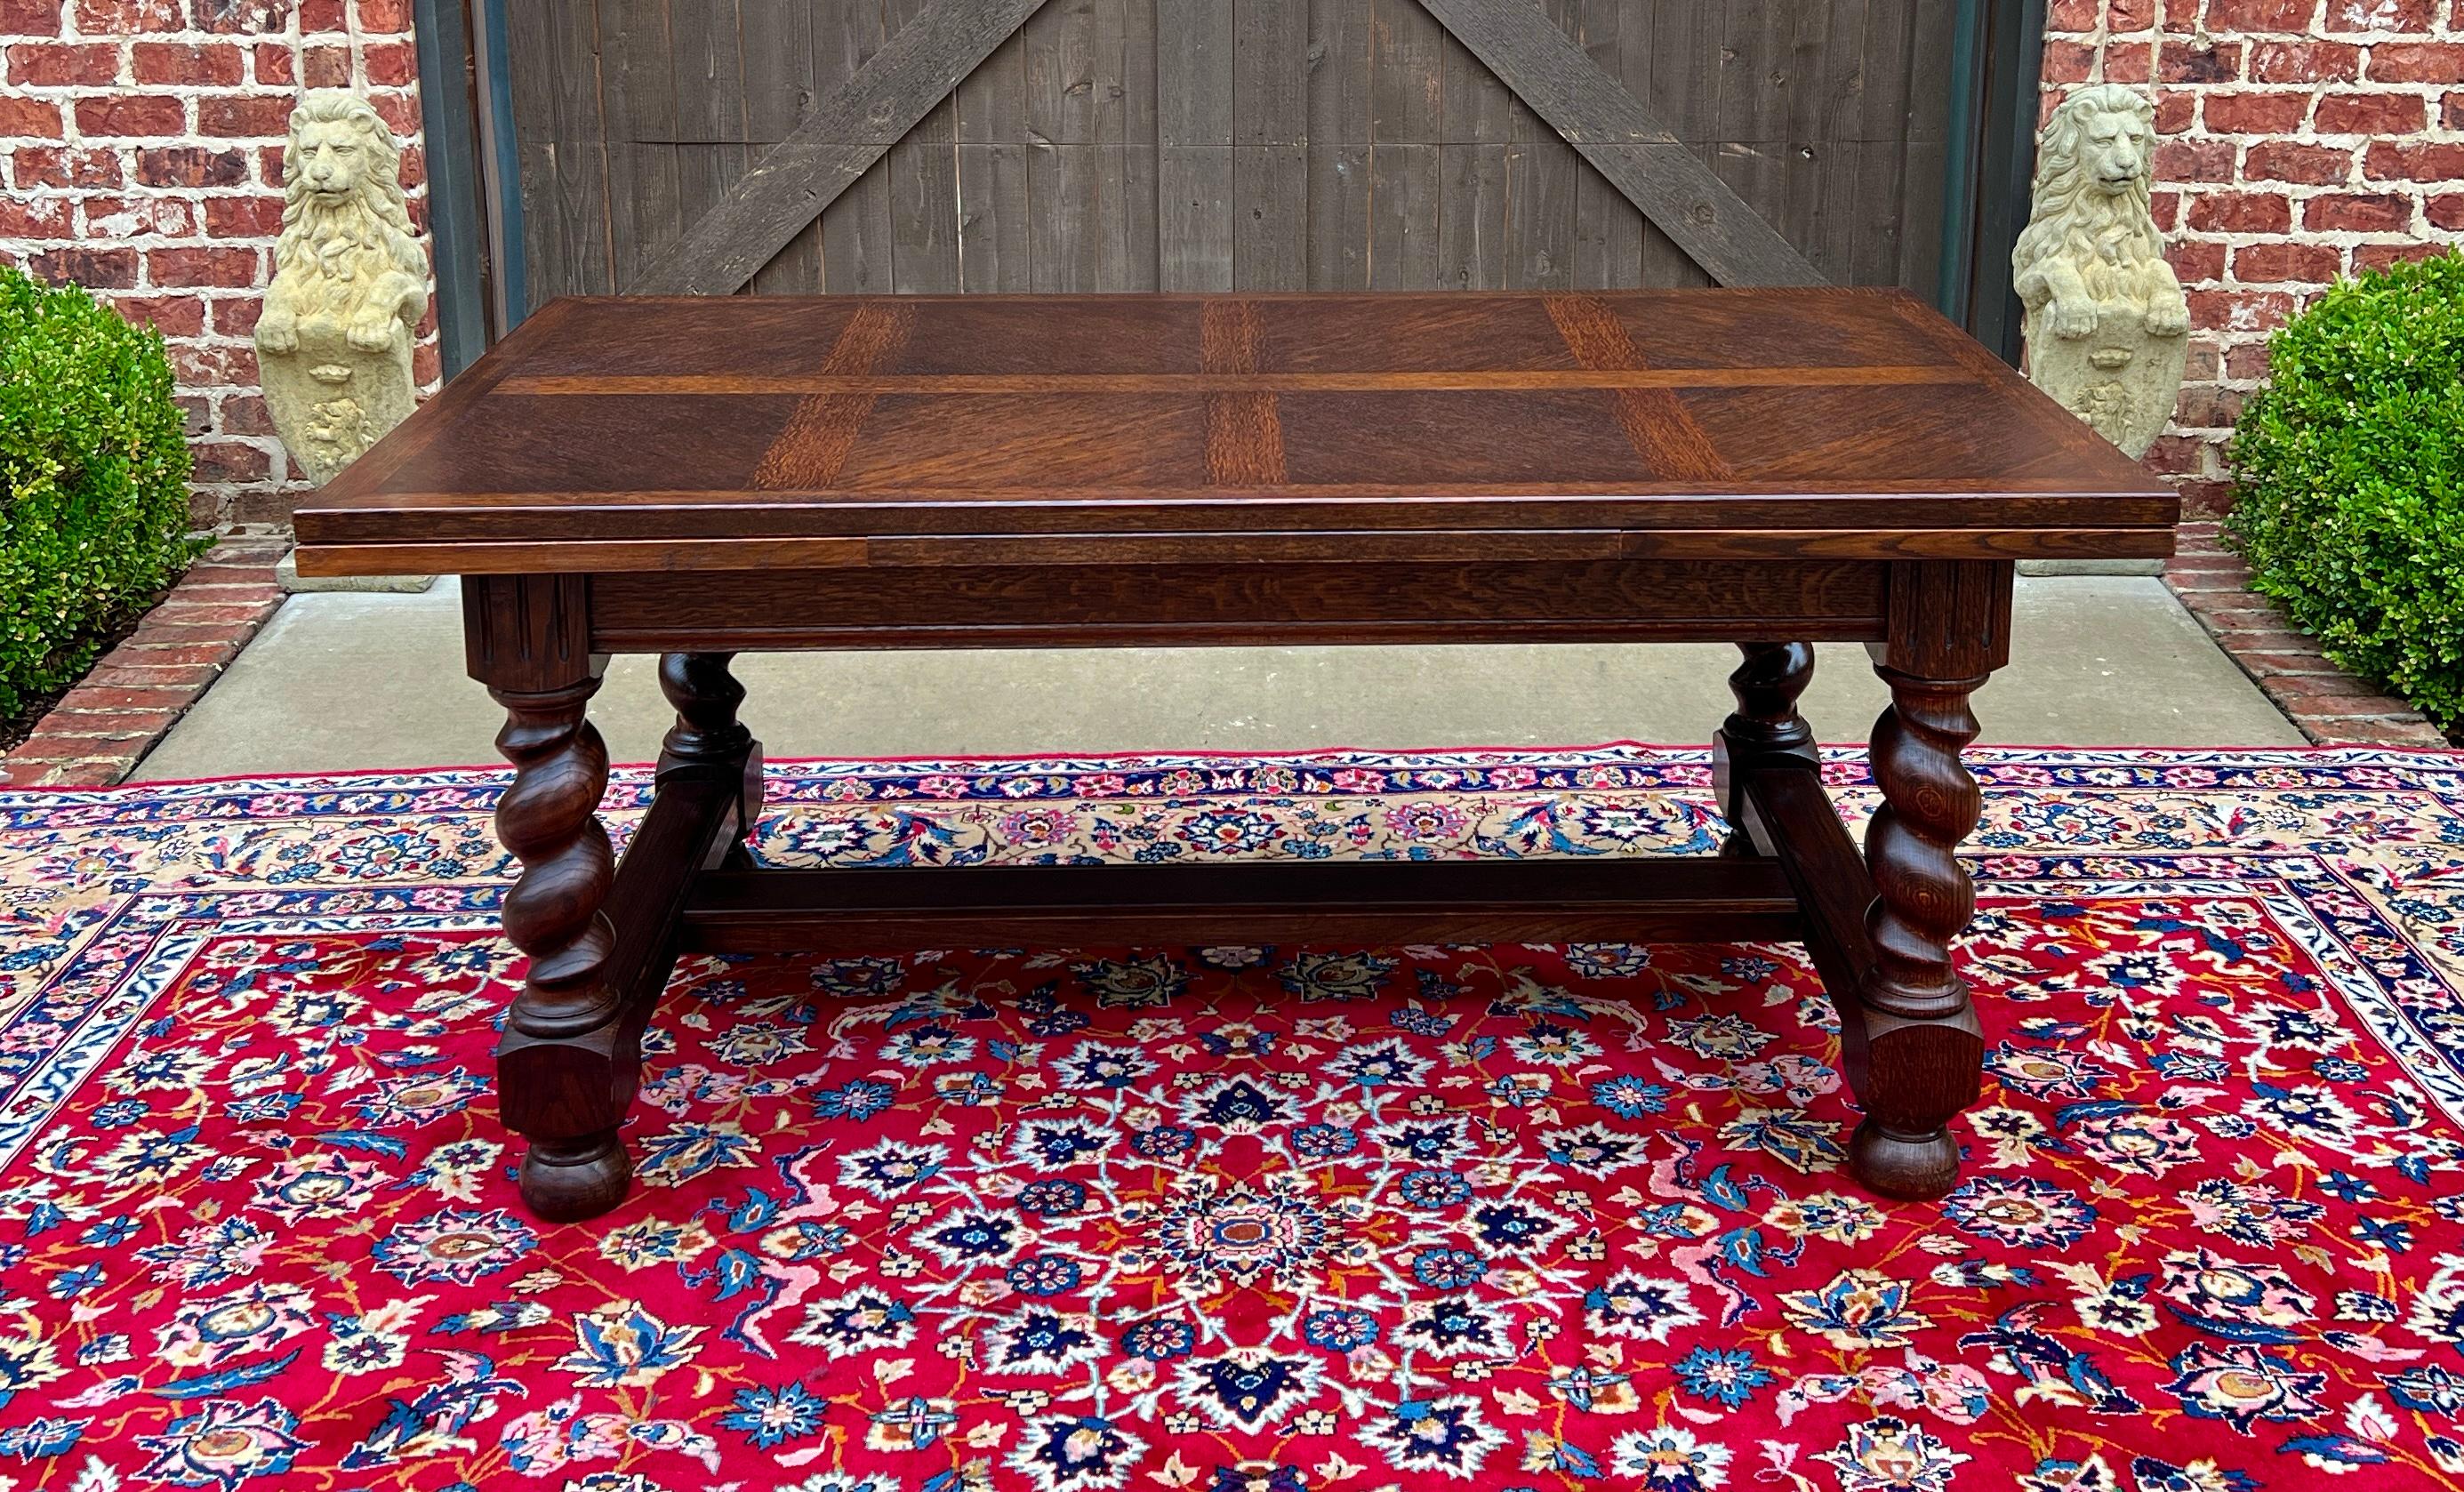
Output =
[
  {"x1": 2035, "y1": 84, "x2": 2157, "y2": 205},
  {"x1": 2014, "y1": 83, "x2": 2168, "y2": 285},
  {"x1": 278, "y1": 89, "x2": 413, "y2": 248}
]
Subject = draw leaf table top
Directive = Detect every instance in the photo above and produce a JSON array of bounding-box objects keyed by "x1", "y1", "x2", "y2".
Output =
[{"x1": 293, "y1": 290, "x2": 2178, "y2": 1222}]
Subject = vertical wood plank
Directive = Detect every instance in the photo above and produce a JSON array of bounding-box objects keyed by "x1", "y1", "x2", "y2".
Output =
[
  {"x1": 507, "y1": 0, "x2": 614, "y2": 301},
  {"x1": 1504, "y1": 140, "x2": 1578, "y2": 288},
  {"x1": 822, "y1": 168, "x2": 899, "y2": 293},
  {"x1": 1232, "y1": 143, "x2": 1307, "y2": 287},
  {"x1": 1121, "y1": 0, "x2": 1158, "y2": 150},
  {"x1": 1306, "y1": 0, "x2": 1372, "y2": 287},
  {"x1": 1311, "y1": 0, "x2": 1371, "y2": 145},
  {"x1": 670, "y1": 0, "x2": 751, "y2": 264},
  {"x1": 1026, "y1": 0, "x2": 1127, "y2": 147},
  {"x1": 736, "y1": 0, "x2": 822, "y2": 292},
  {"x1": 1898, "y1": 0, "x2": 1956, "y2": 296},
  {"x1": 503, "y1": 0, "x2": 557, "y2": 300},
  {"x1": 1368, "y1": 0, "x2": 1444, "y2": 287},
  {"x1": 1232, "y1": 0, "x2": 1308, "y2": 287},
  {"x1": 734, "y1": 0, "x2": 813, "y2": 146},
  {"x1": 1308, "y1": 145, "x2": 1369, "y2": 287},
  {"x1": 887, "y1": 0, "x2": 965, "y2": 293},
  {"x1": 1233, "y1": 0, "x2": 1307, "y2": 146},
  {"x1": 750, "y1": 217, "x2": 828, "y2": 293},
  {"x1": 889, "y1": 141, "x2": 963, "y2": 291},
  {"x1": 811, "y1": 0, "x2": 896, "y2": 295},
  {"x1": 1031, "y1": 145, "x2": 1157, "y2": 289},
  {"x1": 1160, "y1": 147, "x2": 1235, "y2": 288},
  {"x1": 1368, "y1": 142, "x2": 1441, "y2": 286},
  {"x1": 599, "y1": 0, "x2": 679, "y2": 293},
  {"x1": 956, "y1": 4, "x2": 1034, "y2": 288},
  {"x1": 959, "y1": 27, "x2": 1033, "y2": 142},
  {"x1": 1640, "y1": 0, "x2": 1708, "y2": 285},
  {"x1": 958, "y1": 142, "x2": 1036, "y2": 287},
  {"x1": 1708, "y1": 0, "x2": 1790, "y2": 279},
  {"x1": 1439, "y1": 140, "x2": 1505, "y2": 289},
  {"x1": 1440, "y1": 3, "x2": 1517, "y2": 148},
  {"x1": 1569, "y1": 0, "x2": 1640, "y2": 287},
  {"x1": 1513, "y1": 0, "x2": 1574, "y2": 141},
  {"x1": 1159, "y1": 0, "x2": 1235, "y2": 289},
  {"x1": 1369, "y1": 0, "x2": 1441, "y2": 142}
]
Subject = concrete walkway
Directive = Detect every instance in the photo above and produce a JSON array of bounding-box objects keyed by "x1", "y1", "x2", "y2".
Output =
[{"x1": 132, "y1": 574, "x2": 2303, "y2": 781}]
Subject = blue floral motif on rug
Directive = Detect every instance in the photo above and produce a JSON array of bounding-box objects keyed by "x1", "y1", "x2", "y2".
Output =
[{"x1": 0, "y1": 745, "x2": 2460, "y2": 1491}]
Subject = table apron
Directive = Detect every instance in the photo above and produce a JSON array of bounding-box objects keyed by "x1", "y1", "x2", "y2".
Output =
[{"x1": 580, "y1": 557, "x2": 1892, "y2": 653}]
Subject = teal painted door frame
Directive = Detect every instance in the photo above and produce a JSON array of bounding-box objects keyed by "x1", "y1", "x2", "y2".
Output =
[{"x1": 1940, "y1": 0, "x2": 2051, "y2": 365}]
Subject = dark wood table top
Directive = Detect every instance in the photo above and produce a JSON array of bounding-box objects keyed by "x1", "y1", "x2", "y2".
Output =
[{"x1": 291, "y1": 289, "x2": 2177, "y2": 576}]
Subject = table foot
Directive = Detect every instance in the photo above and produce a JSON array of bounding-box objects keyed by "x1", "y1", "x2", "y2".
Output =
[
  {"x1": 518, "y1": 1126, "x2": 634, "y2": 1222},
  {"x1": 1849, "y1": 1118, "x2": 1962, "y2": 1200}
]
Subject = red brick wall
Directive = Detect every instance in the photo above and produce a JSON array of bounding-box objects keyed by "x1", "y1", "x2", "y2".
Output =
[
  {"x1": 0, "y1": 0, "x2": 435, "y2": 528},
  {"x1": 2041, "y1": 0, "x2": 2462, "y2": 512}
]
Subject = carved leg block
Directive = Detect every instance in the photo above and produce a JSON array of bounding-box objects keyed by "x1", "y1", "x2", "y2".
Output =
[
  {"x1": 1714, "y1": 640, "x2": 1817, "y2": 856},
  {"x1": 1844, "y1": 1004, "x2": 1985, "y2": 1201},
  {"x1": 1848, "y1": 665, "x2": 1988, "y2": 1199},
  {"x1": 498, "y1": 1024, "x2": 638, "y2": 1223}
]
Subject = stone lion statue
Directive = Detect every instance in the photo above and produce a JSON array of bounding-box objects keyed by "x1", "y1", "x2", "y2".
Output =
[
  {"x1": 2011, "y1": 84, "x2": 2190, "y2": 459},
  {"x1": 253, "y1": 90, "x2": 428, "y2": 485}
]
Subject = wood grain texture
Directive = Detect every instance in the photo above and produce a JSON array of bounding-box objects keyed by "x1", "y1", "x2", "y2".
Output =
[
  {"x1": 507, "y1": 0, "x2": 613, "y2": 297},
  {"x1": 1847, "y1": 557, "x2": 2007, "y2": 1200},
  {"x1": 587, "y1": 556, "x2": 1891, "y2": 650},
  {"x1": 293, "y1": 290, "x2": 2177, "y2": 576},
  {"x1": 423, "y1": 298, "x2": 2102, "y2": 1219},
  {"x1": 748, "y1": 301, "x2": 917, "y2": 489},
  {"x1": 469, "y1": 573, "x2": 629, "y2": 1222},
  {"x1": 1412, "y1": 0, "x2": 1818, "y2": 286},
  {"x1": 1200, "y1": 299, "x2": 1287, "y2": 485},
  {"x1": 628, "y1": 0, "x2": 1050, "y2": 294},
  {"x1": 1545, "y1": 293, "x2": 1731, "y2": 480},
  {"x1": 1713, "y1": 638, "x2": 1817, "y2": 848},
  {"x1": 679, "y1": 857, "x2": 1805, "y2": 954},
  {"x1": 505, "y1": 0, "x2": 1965, "y2": 304}
]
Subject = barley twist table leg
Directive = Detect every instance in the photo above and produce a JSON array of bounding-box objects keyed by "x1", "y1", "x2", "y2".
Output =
[
  {"x1": 1849, "y1": 665, "x2": 1987, "y2": 1199},
  {"x1": 491, "y1": 674, "x2": 631, "y2": 1221}
]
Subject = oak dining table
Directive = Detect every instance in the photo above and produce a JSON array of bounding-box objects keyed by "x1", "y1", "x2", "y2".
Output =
[{"x1": 291, "y1": 289, "x2": 2178, "y2": 1223}]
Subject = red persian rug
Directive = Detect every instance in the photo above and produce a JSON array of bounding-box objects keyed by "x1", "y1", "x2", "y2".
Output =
[{"x1": 2, "y1": 745, "x2": 2462, "y2": 1492}]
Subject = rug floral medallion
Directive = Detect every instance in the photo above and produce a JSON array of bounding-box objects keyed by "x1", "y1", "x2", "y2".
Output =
[{"x1": 1, "y1": 745, "x2": 2462, "y2": 1492}]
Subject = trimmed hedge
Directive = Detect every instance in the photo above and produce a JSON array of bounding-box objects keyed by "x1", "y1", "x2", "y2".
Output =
[
  {"x1": 0, "y1": 267, "x2": 200, "y2": 720},
  {"x1": 2227, "y1": 250, "x2": 2464, "y2": 731}
]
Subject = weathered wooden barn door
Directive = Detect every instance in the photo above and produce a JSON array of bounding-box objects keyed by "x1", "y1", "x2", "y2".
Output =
[{"x1": 501, "y1": 0, "x2": 1956, "y2": 307}]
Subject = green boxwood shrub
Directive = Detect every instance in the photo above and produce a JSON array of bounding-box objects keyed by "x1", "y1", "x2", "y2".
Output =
[
  {"x1": 1, "y1": 265, "x2": 202, "y2": 720},
  {"x1": 2227, "y1": 250, "x2": 2464, "y2": 730}
]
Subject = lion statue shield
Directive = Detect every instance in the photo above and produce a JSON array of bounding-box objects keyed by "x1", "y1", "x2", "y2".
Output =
[
  {"x1": 2012, "y1": 84, "x2": 2191, "y2": 460},
  {"x1": 253, "y1": 90, "x2": 429, "y2": 486}
]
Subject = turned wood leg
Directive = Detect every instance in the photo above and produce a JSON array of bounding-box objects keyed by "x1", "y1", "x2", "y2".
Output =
[
  {"x1": 491, "y1": 670, "x2": 634, "y2": 1222},
  {"x1": 1848, "y1": 665, "x2": 1987, "y2": 1199},
  {"x1": 1836, "y1": 562, "x2": 2007, "y2": 1200},
  {"x1": 659, "y1": 652, "x2": 764, "y2": 870},
  {"x1": 1714, "y1": 640, "x2": 1817, "y2": 856}
]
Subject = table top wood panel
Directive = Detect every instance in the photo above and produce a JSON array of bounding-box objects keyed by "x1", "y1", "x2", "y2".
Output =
[{"x1": 292, "y1": 289, "x2": 2176, "y2": 575}]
